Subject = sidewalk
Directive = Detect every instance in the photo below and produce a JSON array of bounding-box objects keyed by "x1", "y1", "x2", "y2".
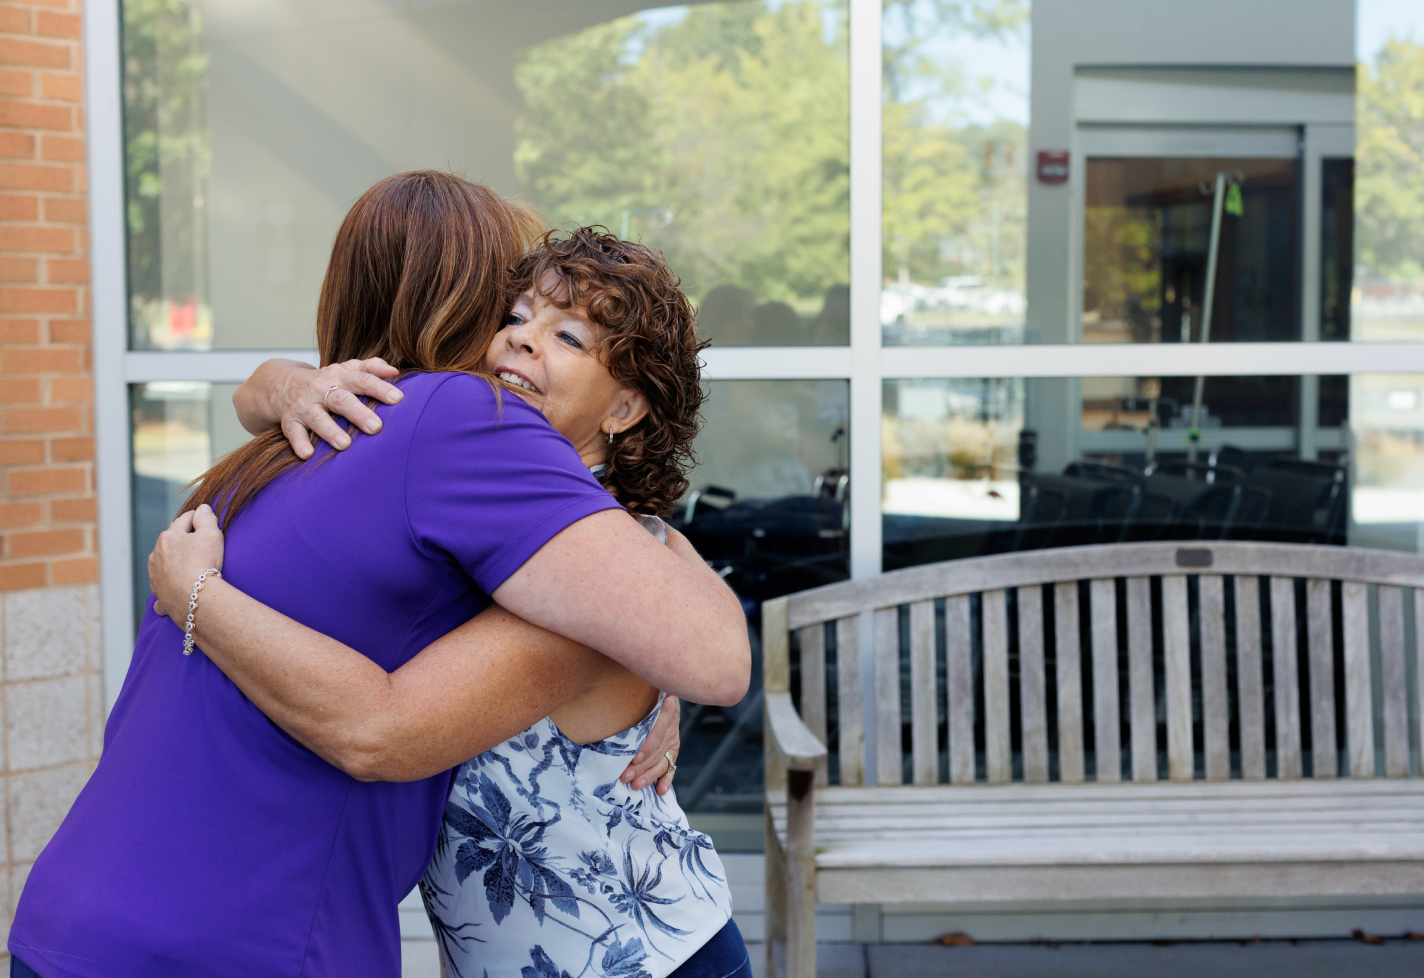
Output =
[{"x1": 403, "y1": 936, "x2": 1424, "y2": 977}]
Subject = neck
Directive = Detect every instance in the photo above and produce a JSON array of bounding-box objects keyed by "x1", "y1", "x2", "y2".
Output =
[{"x1": 579, "y1": 446, "x2": 610, "y2": 469}]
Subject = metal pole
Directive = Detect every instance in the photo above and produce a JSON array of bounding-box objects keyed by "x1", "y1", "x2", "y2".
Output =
[{"x1": 1188, "y1": 173, "x2": 1227, "y2": 463}]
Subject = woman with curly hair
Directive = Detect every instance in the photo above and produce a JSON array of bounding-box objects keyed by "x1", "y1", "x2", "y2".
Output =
[{"x1": 142, "y1": 227, "x2": 751, "y2": 978}]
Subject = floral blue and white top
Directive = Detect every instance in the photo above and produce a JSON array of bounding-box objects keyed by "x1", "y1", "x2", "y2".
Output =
[{"x1": 420, "y1": 697, "x2": 732, "y2": 978}]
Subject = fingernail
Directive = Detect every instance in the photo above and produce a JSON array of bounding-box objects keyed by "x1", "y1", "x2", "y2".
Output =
[
  {"x1": 388, "y1": 390, "x2": 403, "y2": 403},
  {"x1": 336, "y1": 436, "x2": 350, "y2": 449},
  {"x1": 364, "y1": 418, "x2": 381, "y2": 434}
]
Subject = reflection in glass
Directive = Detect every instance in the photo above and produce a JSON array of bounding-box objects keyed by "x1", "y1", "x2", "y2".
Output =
[
  {"x1": 665, "y1": 380, "x2": 848, "y2": 843},
  {"x1": 1083, "y1": 157, "x2": 1300, "y2": 344},
  {"x1": 884, "y1": 376, "x2": 1358, "y2": 571},
  {"x1": 129, "y1": 383, "x2": 247, "y2": 623},
  {"x1": 1354, "y1": 24, "x2": 1424, "y2": 341},
  {"x1": 121, "y1": 0, "x2": 850, "y2": 351},
  {"x1": 1351, "y1": 375, "x2": 1424, "y2": 553},
  {"x1": 880, "y1": 0, "x2": 1029, "y2": 347}
]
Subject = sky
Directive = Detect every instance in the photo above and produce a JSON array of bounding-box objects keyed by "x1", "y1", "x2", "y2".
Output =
[{"x1": 1359, "y1": 0, "x2": 1424, "y2": 61}]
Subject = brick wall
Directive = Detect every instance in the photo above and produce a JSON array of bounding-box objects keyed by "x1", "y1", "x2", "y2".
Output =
[{"x1": 0, "y1": 0, "x2": 104, "y2": 956}]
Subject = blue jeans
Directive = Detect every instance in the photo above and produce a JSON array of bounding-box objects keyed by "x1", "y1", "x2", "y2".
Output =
[
  {"x1": 669, "y1": 919, "x2": 752, "y2": 978},
  {"x1": 11, "y1": 957, "x2": 41, "y2": 978}
]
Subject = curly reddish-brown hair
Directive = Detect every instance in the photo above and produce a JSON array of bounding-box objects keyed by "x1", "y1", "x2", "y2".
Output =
[{"x1": 508, "y1": 228, "x2": 708, "y2": 516}]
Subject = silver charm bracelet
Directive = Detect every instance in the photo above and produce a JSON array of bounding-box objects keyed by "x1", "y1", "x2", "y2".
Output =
[{"x1": 182, "y1": 567, "x2": 222, "y2": 656}]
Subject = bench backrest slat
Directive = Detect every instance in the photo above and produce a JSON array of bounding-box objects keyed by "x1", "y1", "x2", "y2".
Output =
[
  {"x1": 1306, "y1": 579, "x2": 1339, "y2": 778},
  {"x1": 1234, "y1": 575, "x2": 1267, "y2": 780},
  {"x1": 1199, "y1": 575, "x2": 1230, "y2": 781},
  {"x1": 909, "y1": 600, "x2": 937, "y2": 786},
  {"x1": 1164, "y1": 575, "x2": 1192, "y2": 782},
  {"x1": 1270, "y1": 576, "x2": 1305, "y2": 779},
  {"x1": 1381, "y1": 585, "x2": 1410, "y2": 778},
  {"x1": 798, "y1": 623, "x2": 828, "y2": 787},
  {"x1": 874, "y1": 608, "x2": 901, "y2": 786},
  {"x1": 764, "y1": 542, "x2": 1424, "y2": 790},
  {"x1": 984, "y1": 589, "x2": 1012, "y2": 783},
  {"x1": 1127, "y1": 577, "x2": 1155, "y2": 783},
  {"x1": 1054, "y1": 582, "x2": 1086, "y2": 784},
  {"x1": 1090, "y1": 578, "x2": 1121, "y2": 783},
  {"x1": 945, "y1": 594, "x2": 975, "y2": 784},
  {"x1": 836, "y1": 615, "x2": 864, "y2": 787},
  {"x1": 1019, "y1": 588, "x2": 1050, "y2": 784},
  {"x1": 1343, "y1": 581, "x2": 1373, "y2": 778}
]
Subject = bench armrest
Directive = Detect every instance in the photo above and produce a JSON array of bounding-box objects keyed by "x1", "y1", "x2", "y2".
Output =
[{"x1": 766, "y1": 691, "x2": 828, "y2": 771}]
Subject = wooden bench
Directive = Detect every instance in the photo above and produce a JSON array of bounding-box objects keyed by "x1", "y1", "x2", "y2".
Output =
[{"x1": 761, "y1": 541, "x2": 1424, "y2": 977}]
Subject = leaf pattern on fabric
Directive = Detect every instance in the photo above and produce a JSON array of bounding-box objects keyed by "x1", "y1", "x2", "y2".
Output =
[{"x1": 424, "y1": 698, "x2": 732, "y2": 978}]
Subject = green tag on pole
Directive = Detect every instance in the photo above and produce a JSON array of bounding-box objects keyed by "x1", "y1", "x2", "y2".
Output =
[{"x1": 1224, "y1": 182, "x2": 1243, "y2": 216}]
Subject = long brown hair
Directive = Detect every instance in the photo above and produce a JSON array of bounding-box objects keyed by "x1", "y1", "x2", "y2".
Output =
[{"x1": 184, "y1": 171, "x2": 539, "y2": 528}]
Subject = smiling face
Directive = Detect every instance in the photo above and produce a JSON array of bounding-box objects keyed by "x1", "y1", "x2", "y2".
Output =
[{"x1": 485, "y1": 272, "x2": 648, "y2": 466}]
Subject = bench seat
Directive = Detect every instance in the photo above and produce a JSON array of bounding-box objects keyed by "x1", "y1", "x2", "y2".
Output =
[{"x1": 770, "y1": 779, "x2": 1424, "y2": 903}]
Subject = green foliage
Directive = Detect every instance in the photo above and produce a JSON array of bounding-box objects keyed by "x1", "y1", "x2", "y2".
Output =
[
  {"x1": 122, "y1": 0, "x2": 209, "y2": 331},
  {"x1": 1357, "y1": 37, "x2": 1424, "y2": 285},
  {"x1": 880, "y1": 0, "x2": 1028, "y2": 289},
  {"x1": 515, "y1": 2, "x2": 850, "y2": 307}
]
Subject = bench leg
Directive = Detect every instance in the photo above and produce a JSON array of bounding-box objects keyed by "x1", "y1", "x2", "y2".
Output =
[
  {"x1": 786, "y1": 769, "x2": 816, "y2": 978},
  {"x1": 764, "y1": 807, "x2": 787, "y2": 977}
]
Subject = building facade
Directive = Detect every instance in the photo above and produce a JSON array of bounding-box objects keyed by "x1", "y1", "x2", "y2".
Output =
[{"x1": 0, "y1": 0, "x2": 1423, "y2": 959}]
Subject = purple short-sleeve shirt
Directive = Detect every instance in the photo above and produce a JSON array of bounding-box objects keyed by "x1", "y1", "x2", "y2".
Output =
[{"x1": 9, "y1": 373, "x2": 621, "y2": 978}]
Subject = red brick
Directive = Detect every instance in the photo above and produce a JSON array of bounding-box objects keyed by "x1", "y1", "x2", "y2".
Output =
[
  {"x1": 7, "y1": 527, "x2": 83, "y2": 557},
  {"x1": 0, "y1": 377, "x2": 38, "y2": 402},
  {"x1": 0, "y1": 37, "x2": 68, "y2": 69},
  {"x1": 0, "y1": 67, "x2": 31, "y2": 96},
  {"x1": 39, "y1": 195, "x2": 80, "y2": 222},
  {"x1": 2, "y1": 404, "x2": 80, "y2": 434},
  {"x1": 0, "y1": 100, "x2": 69, "y2": 131},
  {"x1": 0, "y1": 161, "x2": 70, "y2": 191},
  {"x1": 0, "y1": 562, "x2": 44, "y2": 590},
  {"x1": 0, "y1": 226, "x2": 70, "y2": 253},
  {"x1": 3, "y1": 346, "x2": 80, "y2": 373},
  {"x1": 0, "y1": 6, "x2": 32, "y2": 33},
  {"x1": 49, "y1": 435, "x2": 90, "y2": 460},
  {"x1": 35, "y1": 10, "x2": 78, "y2": 38},
  {"x1": 0, "y1": 286, "x2": 75, "y2": 313},
  {"x1": 0, "y1": 192, "x2": 36, "y2": 220},
  {"x1": 46, "y1": 317, "x2": 86, "y2": 342},
  {"x1": 38, "y1": 71, "x2": 78, "y2": 101},
  {"x1": 0, "y1": 437, "x2": 42, "y2": 463},
  {"x1": 0, "y1": 130, "x2": 33, "y2": 158},
  {"x1": 0, "y1": 501, "x2": 42, "y2": 529},
  {"x1": 45, "y1": 256, "x2": 84, "y2": 282},
  {"x1": 7, "y1": 464, "x2": 83, "y2": 493},
  {"x1": 50, "y1": 555, "x2": 97, "y2": 585},
  {"x1": 49, "y1": 375, "x2": 89, "y2": 401},
  {"x1": 26, "y1": 0, "x2": 78, "y2": 10},
  {"x1": 0, "y1": 256, "x2": 35, "y2": 281},
  {"x1": 40, "y1": 133, "x2": 80, "y2": 161},
  {"x1": 49, "y1": 495, "x2": 92, "y2": 521}
]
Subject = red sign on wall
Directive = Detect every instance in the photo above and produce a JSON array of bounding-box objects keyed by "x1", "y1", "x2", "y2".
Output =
[{"x1": 1037, "y1": 150, "x2": 1069, "y2": 184}]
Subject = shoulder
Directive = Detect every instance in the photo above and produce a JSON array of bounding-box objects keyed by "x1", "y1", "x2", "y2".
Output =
[{"x1": 403, "y1": 372, "x2": 551, "y2": 435}]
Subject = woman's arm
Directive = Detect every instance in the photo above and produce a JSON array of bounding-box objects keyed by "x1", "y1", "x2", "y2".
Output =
[
  {"x1": 151, "y1": 507, "x2": 616, "y2": 782},
  {"x1": 234, "y1": 357, "x2": 404, "y2": 459}
]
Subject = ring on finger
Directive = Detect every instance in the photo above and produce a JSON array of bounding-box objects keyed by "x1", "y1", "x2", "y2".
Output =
[
  {"x1": 323, "y1": 385, "x2": 341, "y2": 410},
  {"x1": 663, "y1": 750, "x2": 677, "y2": 778}
]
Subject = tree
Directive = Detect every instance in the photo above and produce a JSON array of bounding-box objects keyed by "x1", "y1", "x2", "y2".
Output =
[
  {"x1": 1357, "y1": 37, "x2": 1424, "y2": 286},
  {"x1": 515, "y1": 1, "x2": 850, "y2": 311}
]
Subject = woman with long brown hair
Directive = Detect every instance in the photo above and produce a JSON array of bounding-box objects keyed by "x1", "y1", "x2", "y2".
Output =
[{"x1": 8, "y1": 173, "x2": 748, "y2": 978}]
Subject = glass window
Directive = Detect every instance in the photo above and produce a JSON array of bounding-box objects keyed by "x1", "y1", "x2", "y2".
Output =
[
  {"x1": 122, "y1": 0, "x2": 850, "y2": 351},
  {"x1": 1083, "y1": 157, "x2": 1301, "y2": 344},
  {"x1": 883, "y1": 374, "x2": 1367, "y2": 571},
  {"x1": 668, "y1": 379, "x2": 848, "y2": 848},
  {"x1": 1355, "y1": 3, "x2": 1424, "y2": 342},
  {"x1": 130, "y1": 383, "x2": 247, "y2": 622},
  {"x1": 881, "y1": 0, "x2": 1030, "y2": 347}
]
